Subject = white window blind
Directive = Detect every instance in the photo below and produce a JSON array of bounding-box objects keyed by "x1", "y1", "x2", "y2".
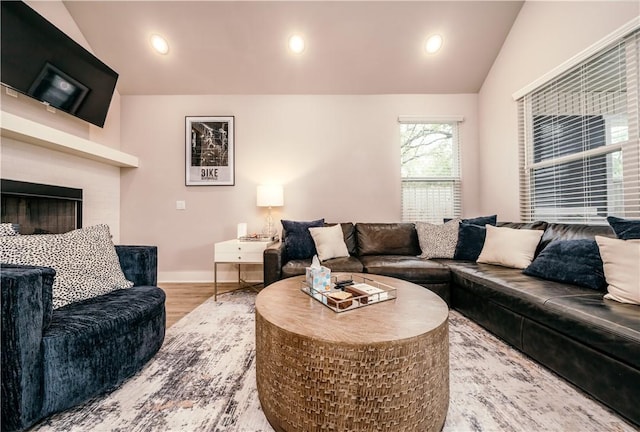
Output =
[
  {"x1": 400, "y1": 119, "x2": 462, "y2": 223},
  {"x1": 518, "y1": 29, "x2": 640, "y2": 223}
]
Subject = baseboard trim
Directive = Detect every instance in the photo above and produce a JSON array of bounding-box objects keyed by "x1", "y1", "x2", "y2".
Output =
[{"x1": 158, "y1": 268, "x2": 263, "y2": 284}]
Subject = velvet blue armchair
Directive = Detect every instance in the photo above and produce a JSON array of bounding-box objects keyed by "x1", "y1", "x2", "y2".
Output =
[{"x1": 1, "y1": 246, "x2": 166, "y2": 432}]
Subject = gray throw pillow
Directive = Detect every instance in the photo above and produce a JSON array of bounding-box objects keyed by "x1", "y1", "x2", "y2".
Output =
[{"x1": 416, "y1": 219, "x2": 461, "y2": 259}]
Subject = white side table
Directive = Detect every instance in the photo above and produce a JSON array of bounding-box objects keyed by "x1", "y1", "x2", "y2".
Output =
[{"x1": 214, "y1": 239, "x2": 275, "y2": 300}]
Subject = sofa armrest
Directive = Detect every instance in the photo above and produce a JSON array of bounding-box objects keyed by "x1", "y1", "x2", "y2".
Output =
[
  {"x1": 264, "y1": 242, "x2": 285, "y2": 287},
  {"x1": 1, "y1": 265, "x2": 55, "y2": 432},
  {"x1": 115, "y1": 246, "x2": 158, "y2": 287}
]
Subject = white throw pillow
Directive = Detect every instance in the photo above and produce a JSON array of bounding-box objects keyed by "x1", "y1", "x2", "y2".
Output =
[
  {"x1": 595, "y1": 236, "x2": 640, "y2": 305},
  {"x1": 0, "y1": 224, "x2": 133, "y2": 308},
  {"x1": 308, "y1": 224, "x2": 350, "y2": 262},
  {"x1": 416, "y1": 219, "x2": 460, "y2": 259},
  {"x1": 477, "y1": 225, "x2": 544, "y2": 269}
]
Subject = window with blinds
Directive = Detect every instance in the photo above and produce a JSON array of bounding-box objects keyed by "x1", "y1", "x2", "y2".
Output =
[
  {"x1": 518, "y1": 29, "x2": 640, "y2": 223},
  {"x1": 400, "y1": 120, "x2": 462, "y2": 223}
]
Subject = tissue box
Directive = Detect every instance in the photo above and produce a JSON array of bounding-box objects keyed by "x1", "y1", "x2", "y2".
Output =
[{"x1": 306, "y1": 266, "x2": 331, "y2": 292}]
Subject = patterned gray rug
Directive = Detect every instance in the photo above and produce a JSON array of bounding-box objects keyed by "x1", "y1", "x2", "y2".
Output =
[{"x1": 33, "y1": 290, "x2": 634, "y2": 432}]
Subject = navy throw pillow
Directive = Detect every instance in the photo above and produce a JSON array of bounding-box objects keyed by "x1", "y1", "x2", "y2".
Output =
[
  {"x1": 607, "y1": 216, "x2": 640, "y2": 240},
  {"x1": 523, "y1": 239, "x2": 606, "y2": 291},
  {"x1": 453, "y1": 222, "x2": 487, "y2": 261},
  {"x1": 445, "y1": 215, "x2": 497, "y2": 226},
  {"x1": 282, "y1": 218, "x2": 325, "y2": 260},
  {"x1": 463, "y1": 214, "x2": 497, "y2": 226}
]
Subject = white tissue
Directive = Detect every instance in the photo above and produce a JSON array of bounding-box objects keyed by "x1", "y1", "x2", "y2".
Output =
[{"x1": 311, "y1": 254, "x2": 321, "y2": 268}]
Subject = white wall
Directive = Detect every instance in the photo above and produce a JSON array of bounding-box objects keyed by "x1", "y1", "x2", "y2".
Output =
[
  {"x1": 1, "y1": 138, "x2": 122, "y2": 233},
  {"x1": 478, "y1": 1, "x2": 639, "y2": 221},
  {"x1": 0, "y1": 0, "x2": 123, "y2": 239},
  {"x1": 120, "y1": 94, "x2": 479, "y2": 282}
]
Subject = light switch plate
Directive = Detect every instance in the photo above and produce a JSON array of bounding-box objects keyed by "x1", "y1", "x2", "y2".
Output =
[{"x1": 176, "y1": 200, "x2": 186, "y2": 210}]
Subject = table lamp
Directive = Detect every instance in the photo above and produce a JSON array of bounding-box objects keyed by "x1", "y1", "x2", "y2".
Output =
[{"x1": 257, "y1": 185, "x2": 284, "y2": 238}]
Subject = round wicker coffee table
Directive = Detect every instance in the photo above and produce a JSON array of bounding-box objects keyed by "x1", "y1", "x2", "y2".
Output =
[{"x1": 255, "y1": 274, "x2": 449, "y2": 432}]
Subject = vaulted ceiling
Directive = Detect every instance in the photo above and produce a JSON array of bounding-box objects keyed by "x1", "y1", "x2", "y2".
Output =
[{"x1": 63, "y1": 1, "x2": 524, "y2": 95}]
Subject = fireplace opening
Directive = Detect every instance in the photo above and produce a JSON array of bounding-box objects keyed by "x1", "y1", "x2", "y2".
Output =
[{"x1": 1, "y1": 179, "x2": 82, "y2": 234}]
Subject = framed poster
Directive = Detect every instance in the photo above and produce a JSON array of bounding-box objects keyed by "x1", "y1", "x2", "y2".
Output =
[{"x1": 185, "y1": 116, "x2": 235, "y2": 186}]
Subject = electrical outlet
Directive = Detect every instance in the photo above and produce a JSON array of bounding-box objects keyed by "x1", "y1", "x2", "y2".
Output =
[{"x1": 176, "y1": 200, "x2": 186, "y2": 210}]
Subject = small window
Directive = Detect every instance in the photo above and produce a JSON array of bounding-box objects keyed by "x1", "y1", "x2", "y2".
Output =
[{"x1": 400, "y1": 120, "x2": 462, "y2": 223}]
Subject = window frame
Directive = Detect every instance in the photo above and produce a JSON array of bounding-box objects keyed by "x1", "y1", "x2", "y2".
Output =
[
  {"x1": 517, "y1": 28, "x2": 640, "y2": 223},
  {"x1": 398, "y1": 116, "x2": 463, "y2": 223}
]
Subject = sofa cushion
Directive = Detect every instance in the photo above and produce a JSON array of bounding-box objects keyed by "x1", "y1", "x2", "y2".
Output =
[
  {"x1": 309, "y1": 224, "x2": 350, "y2": 262},
  {"x1": 0, "y1": 224, "x2": 133, "y2": 309},
  {"x1": 355, "y1": 223, "x2": 420, "y2": 256},
  {"x1": 416, "y1": 219, "x2": 460, "y2": 259},
  {"x1": 477, "y1": 225, "x2": 544, "y2": 269},
  {"x1": 596, "y1": 236, "x2": 640, "y2": 305},
  {"x1": 449, "y1": 260, "x2": 640, "y2": 365},
  {"x1": 282, "y1": 256, "x2": 364, "y2": 279},
  {"x1": 326, "y1": 222, "x2": 357, "y2": 256},
  {"x1": 448, "y1": 261, "x2": 596, "y2": 319},
  {"x1": 281, "y1": 218, "x2": 325, "y2": 260},
  {"x1": 542, "y1": 294, "x2": 640, "y2": 370},
  {"x1": 537, "y1": 223, "x2": 613, "y2": 254},
  {"x1": 498, "y1": 221, "x2": 548, "y2": 230},
  {"x1": 607, "y1": 216, "x2": 640, "y2": 240},
  {"x1": 323, "y1": 256, "x2": 364, "y2": 273},
  {"x1": 360, "y1": 255, "x2": 450, "y2": 284},
  {"x1": 42, "y1": 285, "x2": 166, "y2": 415},
  {"x1": 523, "y1": 239, "x2": 606, "y2": 291}
]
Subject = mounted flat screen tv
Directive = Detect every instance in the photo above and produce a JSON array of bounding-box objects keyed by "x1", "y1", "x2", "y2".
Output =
[{"x1": 1, "y1": 1, "x2": 118, "y2": 128}]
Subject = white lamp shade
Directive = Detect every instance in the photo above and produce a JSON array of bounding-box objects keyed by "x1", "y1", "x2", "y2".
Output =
[{"x1": 257, "y1": 185, "x2": 284, "y2": 207}]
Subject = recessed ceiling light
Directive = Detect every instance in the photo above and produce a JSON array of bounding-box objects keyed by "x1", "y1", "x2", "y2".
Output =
[
  {"x1": 425, "y1": 34, "x2": 443, "y2": 54},
  {"x1": 150, "y1": 34, "x2": 169, "y2": 55},
  {"x1": 288, "y1": 34, "x2": 305, "y2": 54}
]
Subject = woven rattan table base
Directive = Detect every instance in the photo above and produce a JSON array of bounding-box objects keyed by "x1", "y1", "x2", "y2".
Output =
[{"x1": 255, "y1": 275, "x2": 449, "y2": 431}]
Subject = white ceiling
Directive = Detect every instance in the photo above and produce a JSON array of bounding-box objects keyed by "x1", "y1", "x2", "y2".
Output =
[{"x1": 63, "y1": 1, "x2": 524, "y2": 95}]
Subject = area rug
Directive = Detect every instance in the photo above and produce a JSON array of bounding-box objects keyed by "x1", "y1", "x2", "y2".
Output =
[{"x1": 33, "y1": 290, "x2": 634, "y2": 432}]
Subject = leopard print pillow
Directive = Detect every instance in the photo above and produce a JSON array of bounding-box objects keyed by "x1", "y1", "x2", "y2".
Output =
[
  {"x1": 416, "y1": 218, "x2": 461, "y2": 259},
  {"x1": 0, "y1": 223, "x2": 18, "y2": 236},
  {"x1": 0, "y1": 224, "x2": 133, "y2": 308}
]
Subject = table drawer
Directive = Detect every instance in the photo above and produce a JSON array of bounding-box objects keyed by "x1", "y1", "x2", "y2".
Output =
[
  {"x1": 215, "y1": 251, "x2": 263, "y2": 263},
  {"x1": 216, "y1": 242, "x2": 268, "y2": 253}
]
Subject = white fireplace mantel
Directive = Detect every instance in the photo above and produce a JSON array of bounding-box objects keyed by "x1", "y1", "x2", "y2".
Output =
[{"x1": 0, "y1": 111, "x2": 139, "y2": 168}]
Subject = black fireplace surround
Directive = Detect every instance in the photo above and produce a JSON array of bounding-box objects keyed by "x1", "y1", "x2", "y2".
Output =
[{"x1": 1, "y1": 179, "x2": 82, "y2": 234}]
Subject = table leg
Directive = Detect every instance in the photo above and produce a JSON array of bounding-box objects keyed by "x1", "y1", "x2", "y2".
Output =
[{"x1": 214, "y1": 262, "x2": 218, "y2": 301}]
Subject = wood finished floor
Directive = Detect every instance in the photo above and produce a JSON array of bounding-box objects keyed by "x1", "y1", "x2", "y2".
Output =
[{"x1": 159, "y1": 282, "x2": 246, "y2": 327}]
